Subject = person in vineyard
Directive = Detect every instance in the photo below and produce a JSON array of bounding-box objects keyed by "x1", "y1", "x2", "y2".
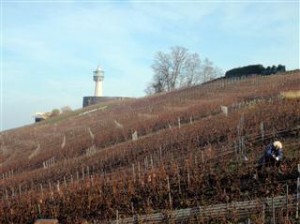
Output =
[{"x1": 257, "y1": 141, "x2": 283, "y2": 169}]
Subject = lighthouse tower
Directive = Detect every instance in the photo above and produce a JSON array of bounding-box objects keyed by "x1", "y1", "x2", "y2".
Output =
[
  {"x1": 93, "y1": 66, "x2": 104, "y2": 96},
  {"x1": 83, "y1": 65, "x2": 128, "y2": 107}
]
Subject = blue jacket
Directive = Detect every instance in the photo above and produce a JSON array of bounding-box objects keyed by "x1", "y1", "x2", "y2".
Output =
[
  {"x1": 259, "y1": 144, "x2": 283, "y2": 165},
  {"x1": 265, "y1": 144, "x2": 283, "y2": 161}
]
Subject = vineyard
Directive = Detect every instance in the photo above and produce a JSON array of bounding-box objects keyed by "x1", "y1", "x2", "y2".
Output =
[{"x1": 0, "y1": 71, "x2": 300, "y2": 223}]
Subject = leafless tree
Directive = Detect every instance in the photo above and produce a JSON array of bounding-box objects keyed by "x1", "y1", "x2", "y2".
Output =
[
  {"x1": 201, "y1": 58, "x2": 222, "y2": 83},
  {"x1": 146, "y1": 46, "x2": 222, "y2": 94},
  {"x1": 180, "y1": 53, "x2": 202, "y2": 87}
]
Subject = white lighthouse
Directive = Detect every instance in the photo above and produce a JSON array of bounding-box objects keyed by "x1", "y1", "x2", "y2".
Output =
[
  {"x1": 93, "y1": 66, "x2": 104, "y2": 97},
  {"x1": 83, "y1": 65, "x2": 128, "y2": 107}
]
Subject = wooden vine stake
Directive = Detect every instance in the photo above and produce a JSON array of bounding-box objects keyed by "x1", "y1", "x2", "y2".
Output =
[
  {"x1": 82, "y1": 167, "x2": 85, "y2": 180},
  {"x1": 167, "y1": 175, "x2": 172, "y2": 209},
  {"x1": 61, "y1": 135, "x2": 66, "y2": 149},
  {"x1": 150, "y1": 155, "x2": 154, "y2": 170},
  {"x1": 286, "y1": 184, "x2": 289, "y2": 221},
  {"x1": 56, "y1": 181, "x2": 60, "y2": 196},
  {"x1": 262, "y1": 203, "x2": 265, "y2": 223},
  {"x1": 177, "y1": 166, "x2": 181, "y2": 194},
  {"x1": 116, "y1": 209, "x2": 119, "y2": 224},
  {"x1": 40, "y1": 184, "x2": 43, "y2": 197},
  {"x1": 260, "y1": 122, "x2": 264, "y2": 141},
  {"x1": 272, "y1": 196, "x2": 275, "y2": 224},
  {"x1": 296, "y1": 164, "x2": 300, "y2": 219},
  {"x1": 87, "y1": 166, "x2": 90, "y2": 177},
  {"x1": 18, "y1": 185, "x2": 22, "y2": 196},
  {"x1": 132, "y1": 163, "x2": 136, "y2": 183},
  {"x1": 138, "y1": 162, "x2": 141, "y2": 181}
]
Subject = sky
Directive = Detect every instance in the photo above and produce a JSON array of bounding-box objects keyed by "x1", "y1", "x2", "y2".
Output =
[{"x1": 0, "y1": 0, "x2": 299, "y2": 131}]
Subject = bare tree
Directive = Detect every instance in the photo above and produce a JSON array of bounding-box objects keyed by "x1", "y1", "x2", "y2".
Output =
[
  {"x1": 146, "y1": 46, "x2": 222, "y2": 94},
  {"x1": 181, "y1": 53, "x2": 201, "y2": 87},
  {"x1": 150, "y1": 46, "x2": 188, "y2": 92},
  {"x1": 169, "y1": 46, "x2": 188, "y2": 89},
  {"x1": 201, "y1": 58, "x2": 222, "y2": 83},
  {"x1": 151, "y1": 51, "x2": 172, "y2": 92}
]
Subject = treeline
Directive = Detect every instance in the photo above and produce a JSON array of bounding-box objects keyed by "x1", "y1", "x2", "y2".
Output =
[{"x1": 225, "y1": 64, "x2": 286, "y2": 78}]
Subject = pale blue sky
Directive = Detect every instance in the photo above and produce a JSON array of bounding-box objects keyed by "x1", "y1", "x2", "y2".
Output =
[{"x1": 1, "y1": 1, "x2": 299, "y2": 131}]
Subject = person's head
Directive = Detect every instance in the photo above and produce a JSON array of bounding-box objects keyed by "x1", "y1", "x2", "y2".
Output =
[{"x1": 273, "y1": 141, "x2": 283, "y2": 150}]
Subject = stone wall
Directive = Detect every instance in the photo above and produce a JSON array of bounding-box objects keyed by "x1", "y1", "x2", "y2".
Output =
[{"x1": 82, "y1": 96, "x2": 131, "y2": 107}]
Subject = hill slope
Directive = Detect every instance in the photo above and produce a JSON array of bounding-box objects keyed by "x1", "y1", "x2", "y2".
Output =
[{"x1": 0, "y1": 71, "x2": 299, "y2": 223}]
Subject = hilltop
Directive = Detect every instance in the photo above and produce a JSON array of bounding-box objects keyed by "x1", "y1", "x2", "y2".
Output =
[{"x1": 0, "y1": 71, "x2": 300, "y2": 223}]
